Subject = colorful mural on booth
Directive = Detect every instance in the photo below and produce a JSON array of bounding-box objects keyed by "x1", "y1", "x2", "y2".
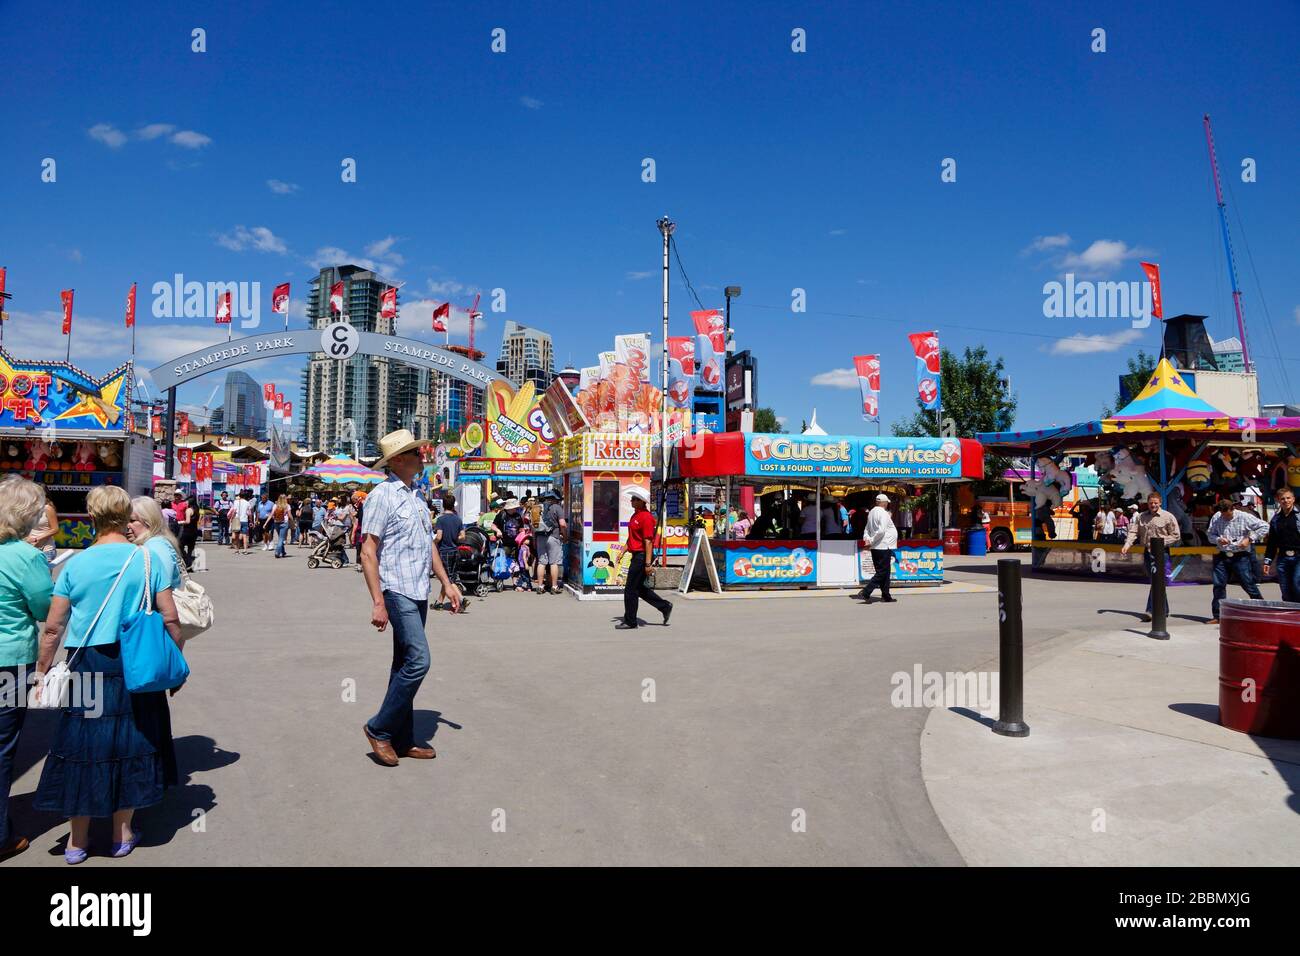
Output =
[{"x1": 0, "y1": 349, "x2": 131, "y2": 432}]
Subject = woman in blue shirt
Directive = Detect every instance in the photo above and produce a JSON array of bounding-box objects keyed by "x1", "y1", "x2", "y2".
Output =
[
  {"x1": 32, "y1": 486, "x2": 185, "y2": 864},
  {"x1": 128, "y1": 496, "x2": 184, "y2": 591},
  {"x1": 0, "y1": 476, "x2": 54, "y2": 862}
]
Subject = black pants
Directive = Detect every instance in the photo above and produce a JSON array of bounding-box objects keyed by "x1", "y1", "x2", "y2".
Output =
[
  {"x1": 180, "y1": 531, "x2": 198, "y2": 571},
  {"x1": 624, "y1": 553, "x2": 671, "y2": 626},
  {"x1": 864, "y1": 548, "x2": 893, "y2": 600}
]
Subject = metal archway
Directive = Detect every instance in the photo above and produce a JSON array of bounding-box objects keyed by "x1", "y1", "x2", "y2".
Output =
[{"x1": 142, "y1": 325, "x2": 505, "y2": 476}]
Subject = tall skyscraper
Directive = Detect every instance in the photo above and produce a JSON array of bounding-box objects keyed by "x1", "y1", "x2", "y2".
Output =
[
  {"x1": 431, "y1": 346, "x2": 486, "y2": 435},
  {"x1": 220, "y1": 370, "x2": 266, "y2": 438},
  {"x1": 300, "y1": 265, "x2": 420, "y2": 456},
  {"x1": 496, "y1": 321, "x2": 554, "y2": 391}
]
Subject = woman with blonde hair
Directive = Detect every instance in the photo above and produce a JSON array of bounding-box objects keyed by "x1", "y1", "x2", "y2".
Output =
[
  {"x1": 33, "y1": 485, "x2": 184, "y2": 864},
  {"x1": 127, "y1": 496, "x2": 184, "y2": 595},
  {"x1": 0, "y1": 476, "x2": 54, "y2": 862},
  {"x1": 272, "y1": 494, "x2": 290, "y2": 558}
]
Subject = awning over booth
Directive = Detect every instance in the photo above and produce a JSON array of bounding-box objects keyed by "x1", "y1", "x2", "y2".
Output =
[{"x1": 678, "y1": 431, "x2": 984, "y2": 481}]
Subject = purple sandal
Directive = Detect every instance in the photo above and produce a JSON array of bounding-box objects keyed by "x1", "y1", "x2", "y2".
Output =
[{"x1": 111, "y1": 831, "x2": 139, "y2": 858}]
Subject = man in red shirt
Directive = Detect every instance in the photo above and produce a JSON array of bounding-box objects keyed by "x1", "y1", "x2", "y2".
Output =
[{"x1": 618, "y1": 487, "x2": 673, "y2": 630}]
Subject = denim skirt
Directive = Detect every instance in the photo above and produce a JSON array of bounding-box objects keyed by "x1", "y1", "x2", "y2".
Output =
[{"x1": 34, "y1": 642, "x2": 178, "y2": 818}]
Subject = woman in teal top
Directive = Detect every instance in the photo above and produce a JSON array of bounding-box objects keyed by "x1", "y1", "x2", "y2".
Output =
[
  {"x1": 0, "y1": 476, "x2": 54, "y2": 862},
  {"x1": 33, "y1": 485, "x2": 184, "y2": 865}
]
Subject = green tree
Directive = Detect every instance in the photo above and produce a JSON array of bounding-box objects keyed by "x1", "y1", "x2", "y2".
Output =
[
  {"x1": 1101, "y1": 348, "x2": 1159, "y2": 418},
  {"x1": 892, "y1": 345, "x2": 1017, "y2": 496},
  {"x1": 751, "y1": 407, "x2": 785, "y2": 433}
]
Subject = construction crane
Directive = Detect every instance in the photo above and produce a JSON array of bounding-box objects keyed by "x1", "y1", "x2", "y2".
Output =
[
  {"x1": 466, "y1": 292, "x2": 481, "y2": 356},
  {"x1": 1202, "y1": 113, "x2": 1251, "y2": 373}
]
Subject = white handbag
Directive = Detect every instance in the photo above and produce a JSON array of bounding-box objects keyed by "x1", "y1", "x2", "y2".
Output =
[
  {"x1": 171, "y1": 548, "x2": 214, "y2": 641},
  {"x1": 28, "y1": 549, "x2": 138, "y2": 709}
]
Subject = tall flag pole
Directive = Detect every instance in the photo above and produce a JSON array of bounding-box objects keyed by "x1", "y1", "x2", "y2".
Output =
[
  {"x1": 273, "y1": 282, "x2": 290, "y2": 332},
  {"x1": 126, "y1": 282, "x2": 138, "y2": 365},
  {"x1": 60, "y1": 288, "x2": 75, "y2": 361}
]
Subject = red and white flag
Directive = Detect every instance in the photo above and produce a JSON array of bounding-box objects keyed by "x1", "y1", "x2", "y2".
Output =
[
  {"x1": 263, "y1": 383, "x2": 275, "y2": 404},
  {"x1": 432, "y1": 302, "x2": 450, "y2": 333},
  {"x1": 854, "y1": 355, "x2": 881, "y2": 422},
  {"x1": 215, "y1": 291, "x2": 233, "y2": 324},
  {"x1": 690, "y1": 309, "x2": 726, "y2": 353},
  {"x1": 380, "y1": 287, "x2": 397, "y2": 319},
  {"x1": 60, "y1": 289, "x2": 74, "y2": 334},
  {"x1": 1139, "y1": 262, "x2": 1163, "y2": 320},
  {"x1": 125, "y1": 283, "x2": 137, "y2": 328},
  {"x1": 283, "y1": 401, "x2": 292, "y2": 423},
  {"x1": 272, "y1": 282, "x2": 290, "y2": 315},
  {"x1": 907, "y1": 331, "x2": 941, "y2": 411},
  {"x1": 177, "y1": 447, "x2": 192, "y2": 480},
  {"x1": 329, "y1": 281, "x2": 345, "y2": 314}
]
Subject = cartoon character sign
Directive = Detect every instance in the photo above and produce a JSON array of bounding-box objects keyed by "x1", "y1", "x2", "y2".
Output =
[{"x1": 587, "y1": 550, "x2": 613, "y2": 585}]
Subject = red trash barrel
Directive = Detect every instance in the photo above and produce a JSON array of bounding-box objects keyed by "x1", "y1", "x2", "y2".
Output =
[
  {"x1": 1219, "y1": 599, "x2": 1300, "y2": 739},
  {"x1": 942, "y1": 527, "x2": 962, "y2": 555}
]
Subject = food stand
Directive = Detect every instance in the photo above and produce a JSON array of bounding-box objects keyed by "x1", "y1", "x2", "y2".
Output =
[
  {"x1": 978, "y1": 359, "x2": 1300, "y2": 582},
  {"x1": 456, "y1": 379, "x2": 557, "y2": 509},
  {"x1": 0, "y1": 349, "x2": 151, "y2": 548},
  {"x1": 676, "y1": 431, "x2": 984, "y2": 590},
  {"x1": 551, "y1": 432, "x2": 657, "y2": 599}
]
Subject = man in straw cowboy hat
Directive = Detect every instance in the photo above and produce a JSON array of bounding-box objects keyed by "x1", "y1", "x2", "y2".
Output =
[{"x1": 359, "y1": 429, "x2": 461, "y2": 767}]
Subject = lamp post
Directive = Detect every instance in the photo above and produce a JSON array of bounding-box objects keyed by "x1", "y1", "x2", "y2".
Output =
[
  {"x1": 724, "y1": 285, "x2": 741, "y2": 356},
  {"x1": 656, "y1": 216, "x2": 675, "y2": 567}
]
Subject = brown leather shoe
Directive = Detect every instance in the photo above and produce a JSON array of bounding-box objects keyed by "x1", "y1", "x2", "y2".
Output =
[
  {"x1": 363, "y1": 725, "x2": 399, "y2": 766},
  {"x1": 399, "y1": 744, "x2": 436, "y2": 759},
  {"x1": 0, "y1": 836, "x2": 29, "y2": 862}
]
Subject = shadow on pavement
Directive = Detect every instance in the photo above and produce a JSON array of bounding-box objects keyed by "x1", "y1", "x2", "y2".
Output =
[
  {"x1": 1169, "y1": 703, "x2": 1300, "y2": 816},
  {"x1": 948, "y1": 706, "x2": 998, "y2": 729}
]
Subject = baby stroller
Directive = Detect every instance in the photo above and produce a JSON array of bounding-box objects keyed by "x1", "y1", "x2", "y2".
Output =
[
  {"x1": 454, "y1": 525, "x2": 493, "y2": 597},
  {"x1": 306, "y1": 524, "x2": 350, "y2": 569}
]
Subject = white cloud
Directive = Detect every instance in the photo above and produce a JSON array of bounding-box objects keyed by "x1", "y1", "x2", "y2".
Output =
[
  {"x1": 828, "y1": 228, "x2": 847, "y2": 236},
  {"x1": 520, "y1": 96, "x2": 544, "y2": 110},
  {"x1": 88, "y1": 123, "x2": 127, "y2": 148},
  {"x1": 1024, "y1": 233, "x2": 1071, "y2": 254},
  {"x1": 267, "y1": 179, "x2": 299, "y2": 194},
  {"x1": 775, "y1": 416, "x2": 788, "y2": 426},
  {"x1": 810, "y1": 368, "x2": 859, "y2": 388},
  {"x1": 625, "y1": 270, "x2": 654, "y2": 280},
  {"x1": 1049, "y1": 329, "x2": 1143, "y2": 355},
  {"x1": 309, "y1": 241, "x2": 405, "y2": 278},
  {"x1": 66, "y1": 248, "x2": 84, "y2": 264},
  {"x1": 136, "y1": 123, "x2": 176, "y2": 141},
  {"x1": 364, "y1": 236, "x2": 404, "y2": 264},
  {"x1": 1, "y1": 311, "x2": 231, "y2": 375},
  {"x1": 1059, "y1": 239, "x2": 1147, "y2": 277},
  {"x1": 395, "y1": 298, "x2": 485, "y2": 338},
  {"x1": 427, "y1": 278, "x2": 469, "y2": 297},
  {"x1": 170, "y1": 129, "x2": 212, "y2": 149},
  {"x1": 217, "y1": 225, "x2": 288, "y2": 254}
]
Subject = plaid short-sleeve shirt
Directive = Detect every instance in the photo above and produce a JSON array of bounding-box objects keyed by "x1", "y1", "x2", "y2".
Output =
[{"x1": 361, "y1": 476, "x2": 433, "y2": 601}]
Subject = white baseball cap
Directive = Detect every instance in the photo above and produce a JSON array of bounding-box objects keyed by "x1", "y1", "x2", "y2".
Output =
[{"x1": 876, "y1": 493, "x2": 890, "y2": 503}]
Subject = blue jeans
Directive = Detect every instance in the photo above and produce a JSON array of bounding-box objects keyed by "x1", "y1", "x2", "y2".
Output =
[
  {"x1": 0, "y1": 666, "x2": 28, "y2": 847},
  {"x1": 1275, "y1": 554, "x2": 1300, "y2": 604},
  {"x1": 366, "y1": 592, "x2": 430, "y2": 751},
  {"x1": 275, "y1": 521, "x2": 288, "y2": 557},
  {"x1": 1213, "y1": 551, "x2": 1262, "y2": 618}
]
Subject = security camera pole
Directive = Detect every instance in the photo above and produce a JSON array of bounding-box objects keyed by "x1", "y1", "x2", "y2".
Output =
[{"x1": 656, "y1": 215, "x2": 675, "y2": 567}]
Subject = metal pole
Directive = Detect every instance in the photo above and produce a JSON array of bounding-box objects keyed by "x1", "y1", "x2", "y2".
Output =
[
  {"x1": 1148, "y1": 537, "x2": 1170, "y2": 640},
  {"x1": 657, "y1": 216, "x2": 673, "y2": 566},
  {"x1": 164, "y1": 388, "x2": 177, "y2": 479},
  {"x1": 992, "y1": 558, "x2": 1030, "y2": 737}
]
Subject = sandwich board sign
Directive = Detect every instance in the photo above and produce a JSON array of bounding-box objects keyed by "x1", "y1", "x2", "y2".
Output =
[{"x1": 679, "y1": 528, "x2": 721, "y2": 594}]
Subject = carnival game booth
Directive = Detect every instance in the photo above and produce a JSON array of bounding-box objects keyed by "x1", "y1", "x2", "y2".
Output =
[
  {"x1": 676, "y1": 431, "x2": 984, "y2": 591},
  {"x1": 551, "y1": 432, "x2": 659, "y2": 600},
  {"x1": 978, "y1": 359, "x2": 1300, "y2": 583},
  {"x1": 0, "y1": 349, "x2": 151, "y2": 549}
]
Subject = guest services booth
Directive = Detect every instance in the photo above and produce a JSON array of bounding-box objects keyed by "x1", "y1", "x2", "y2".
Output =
[{"x1": 676, "y1": 431, "x2": 984, "y2": 591}]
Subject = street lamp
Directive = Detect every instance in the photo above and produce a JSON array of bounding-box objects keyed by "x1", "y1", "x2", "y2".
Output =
[{"x1": 724, "y1": 285, "x2": 741, "y2": 355}]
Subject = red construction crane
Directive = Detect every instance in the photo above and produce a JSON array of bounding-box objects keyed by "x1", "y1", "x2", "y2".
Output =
[{"x1": 466, "y1": 293, "x2": 481, "y2": 356}]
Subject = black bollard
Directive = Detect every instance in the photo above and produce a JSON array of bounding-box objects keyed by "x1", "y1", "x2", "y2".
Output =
[
  {"x1": 1148, "y1": 537, "x2": 1170, "y2": 640},
  {"x1": 992, "y1": 558, "x2": 1030, "y2": 738}
]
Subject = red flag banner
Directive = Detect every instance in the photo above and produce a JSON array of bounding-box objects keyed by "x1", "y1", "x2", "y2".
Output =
[
  {"x1": 907, "y1": 331, "x2": 941, "y2": 411},
  {"x1": 151, "y1": 414, "x2": 162, "y2": 435},
  {"x1": 177, "y1": 447, "x2": 192, "y2": 480},
  {"x1": 272, "y1": 282, "x2": 290, "y2": 315},
  {"x1": 690, "y1": 309, "x2": 726, "y2": 353},
  {"x1": 667, "y1": 336, "x2": 696, "y2": 377},
  {"x1": 853, "y1": 354, "x2": 881, "y2": 422},
  {"x1": 0, "y1": 267, "x2": 6, "y2": 303},
  {"x1": 283, "y1": 401, "x2": 292, "y2": 420},
  {"x1": 380, "y1": 287, "x2": 397, "y2": 319},
  {"x1": 263, "y1": 383, "x2": 274, "y2": 403},
  {"x1": 244, "y1": 464, "x2": 259, "y2": 487},
  {"x1": 330, "y1": 281, "x2": 344, "y2": 314},
  {"x1": 215, "y1": 291, "x2": 233, "y2": 324},
  {"x1": 125, "y1": 283, "x2": 137, "y2": 328},
  {"x1": 60, "y1": 289, "x2": 74, "y2": 335},
  {"x1": 432, "y1": 302, "x2": 450, "y2": 333},
  {"x1": 1139, "y1": 261, "x2": 1163, "y2": 320}
]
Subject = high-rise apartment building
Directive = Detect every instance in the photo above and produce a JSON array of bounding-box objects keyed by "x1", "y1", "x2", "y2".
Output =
[
  {"x1": 300, "y1": 265, "x2": 422, "y2": 457},
  {"x1": 432, "y1": 346, "x2": 486, "y2": 435},
  {"x1": 496, "y1": 321, "x2": 554, "y2": 391}
]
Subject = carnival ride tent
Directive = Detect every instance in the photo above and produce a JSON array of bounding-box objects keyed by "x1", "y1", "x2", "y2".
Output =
[
  {"x1": 978, "y1": 358, "x2": 1300, "y2": 581},
  {"x1": 304, "y1": 455, "x2": 386, "y2": 486}
]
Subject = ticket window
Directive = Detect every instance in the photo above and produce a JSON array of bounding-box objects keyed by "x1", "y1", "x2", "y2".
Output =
[{"x1": 592, "y1": 479, "x2": 620, "y2": 535}]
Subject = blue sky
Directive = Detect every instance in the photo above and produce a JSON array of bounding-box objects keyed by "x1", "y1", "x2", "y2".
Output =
[{"x1": 2, "y1": 0, "x2": 1297, "y2": 435}]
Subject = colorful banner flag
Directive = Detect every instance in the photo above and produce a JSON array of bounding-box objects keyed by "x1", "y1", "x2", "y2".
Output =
[
  {"x1": 194, "y1": 452, "x2": 213, "y2": 496},
  {"x1": 1139, "y1": 261, "x2": 1163, "y2": 320},
  {"x1": 60, "y1": 289, "x2": 74, "y2": 334},
  {"x1": 432, "y1": 302, "x2": 449, "y2": 333},
  {"x1": 907, "y1": 331, "x2": 941, "y2": 411},
  {"x1": 177, "y1": 411, "x2": 191, "y2": 437},
  {"x1": 380, "y1": 287, "x2": 397, "y2": 319},
  {"x1": 215, "y1": 291, "x2": 233, "y2": 324},
  {"x1": 695, "y1": 333, "x2": 722, "y2": 391},
  {"x1": 691, "y1": 309, "x2": 726, "y2": 353},
  {"x1": 176, "y1": 446, "x2": 192, "y2": 480},
  {"x1": 125, "y1": 283, "x2": 137, "y2": 328},
  {"x1": 263, "y1": 383, "x2": 275, "y2": 403},
  {"x1": 667, "y1": 336, "x2": 696, "y2": 377},
  {"x1": 329, "y1": 281, "x2": 344, "y2": 314},
  {"x1": 854, "y1": 354, "x2": 881, "y2": 422},
  {"x1": 597, "y1": 350, "x2": 617, "y2": 380},
  {"x1": 614, "y1": 333, "x2": 651, "y2": 383},
  {"x1": 272, "y1": 282, "x2": 290, "y2": 315}
]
